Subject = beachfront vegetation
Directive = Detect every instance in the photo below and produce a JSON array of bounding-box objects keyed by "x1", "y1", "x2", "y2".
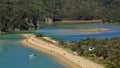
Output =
[
  {"x1": 36, "y1": 34, "x2": 43, "y2": 37},
  {"x1": 0, "y1": 0, "x2": 120, "y2": 34},
  {"x1": 58, "y1": 37, "x2": 120, "y2": 68}
]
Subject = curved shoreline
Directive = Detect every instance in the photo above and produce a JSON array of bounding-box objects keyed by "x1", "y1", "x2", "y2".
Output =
[
  {"x1": 73, "y1": 28, "x2": 111, "y2": 32},
  {"x1": 20, "y1": 34, "x2": 103, "y2": 68},
  {"x1": 60, "y1": 28, "x2": 111, "y2": 33},
  {"x1": 20, "y1": 34, "x2": 80, "y2": 68}
]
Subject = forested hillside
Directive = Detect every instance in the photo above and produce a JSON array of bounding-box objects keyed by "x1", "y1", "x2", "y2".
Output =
[{"x1": 0, "y1": 0, "x2": 120, "y2": 33}]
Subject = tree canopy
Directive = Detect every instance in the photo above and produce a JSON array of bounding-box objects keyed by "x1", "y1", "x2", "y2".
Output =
[{"x1": 0, "y1": 0, "x2": 120, "y2": 33}]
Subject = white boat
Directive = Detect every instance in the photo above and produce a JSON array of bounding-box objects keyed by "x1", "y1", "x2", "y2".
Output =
[{"x1": 29, "y1": 54, "x2": 37, "y2": 58}]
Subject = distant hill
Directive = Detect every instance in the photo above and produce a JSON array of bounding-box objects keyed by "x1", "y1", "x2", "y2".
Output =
[{"x1": 0, "y1": 0, "x2": 120, "y2": 33}]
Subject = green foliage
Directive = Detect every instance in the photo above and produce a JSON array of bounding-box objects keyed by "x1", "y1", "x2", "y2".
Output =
[
  {"x1": 83, "y1": 50, "x2": 97, "y2": 56},
  {"x1": 35, "y1": 34, "x2": 43, "y2": 37},
  {"x1": 60, "y1": 37, "x2": 120, "y2": 68},
  {"x1": 101, "y1": 0, "x2": 120, "y2": 23},
  {"x1": 0, "y1": 0, "x2": 120, "y2": 33},
  {"x1": 0, "y1": 0, "x2": 40, "y2": 33}
]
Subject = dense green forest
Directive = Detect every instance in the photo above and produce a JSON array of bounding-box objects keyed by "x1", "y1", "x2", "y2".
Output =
[
  {"x1": 0, "y1": 0, "x2": 120, "y2": 33},
  {"x1": 58, "y1": 37, "x2": 120, "y2": 68}
]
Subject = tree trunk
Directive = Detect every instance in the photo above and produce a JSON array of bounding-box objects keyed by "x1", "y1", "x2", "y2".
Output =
[
  {"x1": 44, "y1": 17, "x2": 48, "y2": 24},
  {"x1": 8, "y1": 26, "x2": 14, "y2": 31},
  {"x1": 25, "y1": 18, "x2": 35, "y2": 30},
  {"x1": 25, "y1": 18, "x2": 29, "y2": 24},
  {"x1": 36, "y1": 19, "x2": 40, "y2": 29},
  {"x1": 45, "y1": 17, "x2": 53, "y2": 24},
  {"x1": 0, "y1": 30, "x2": 2, "y2": 34},
  {"x1": 48, "y1": 18, "x2": 53, "y2": 24},
  {"x1": 0, "y1": 30, "x2": 7, "y2": 34}
]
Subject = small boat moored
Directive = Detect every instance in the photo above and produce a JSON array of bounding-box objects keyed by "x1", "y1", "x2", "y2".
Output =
[{"x1": 29, "y1": 54, "x2": 37, "y2": 58}]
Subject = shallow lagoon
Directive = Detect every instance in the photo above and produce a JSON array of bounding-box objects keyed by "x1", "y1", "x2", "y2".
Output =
[
  {"x1": 0, "y1": 35, "x2": 64, "y2": 68},
  {"x1": 36, "y1": 23, "x2": 120, "y2": 41},
  {"x1": 0, "y1": 23, "x2": 120, "y2": 68}
]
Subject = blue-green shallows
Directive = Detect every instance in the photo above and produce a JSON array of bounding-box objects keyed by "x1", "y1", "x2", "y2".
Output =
[
  {"x1": 0, "y1": 35, "x2": 65, "y2": 68},
  {"x1": 35, "y1": 23, "x2": 120, "y2": 41}
]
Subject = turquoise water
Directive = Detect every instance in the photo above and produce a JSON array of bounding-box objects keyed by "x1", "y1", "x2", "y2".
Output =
[
  {"x1": 0, "y1": 23, "x2": 120, "y2": 68},
  {"x1": 0, "y1": 35, "x2": 65, "y2": 68},
  {"x1": 36, "y1": 23, "x2": 120, "y2": 41}
]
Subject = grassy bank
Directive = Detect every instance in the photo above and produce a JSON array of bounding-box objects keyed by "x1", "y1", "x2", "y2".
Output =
[{"x1": 0, "y1": 30, "x2": 34, "y2": 36}]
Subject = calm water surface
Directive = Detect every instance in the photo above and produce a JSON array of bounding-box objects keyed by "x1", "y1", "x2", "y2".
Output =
[
  {"x1": 36, "y1": 23, "x2": 120, "y2": 41},
  {"x1": 0, "y1": 23, "x2": 120, "y2": 68},
  {"x1": 0, "y1": 35, "x2": 65, "y2": 68}
]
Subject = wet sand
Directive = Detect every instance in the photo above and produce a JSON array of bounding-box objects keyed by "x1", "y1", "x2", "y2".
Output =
[
  {"x1": 20, "y1": 34, "x2": 80, "y2": 68},
  {"x1": 59, "y1": 28, "x2": 111, "y2": 33},
  {"x1": 73, "y1": 28, "x2": 111, "y2": 32},
  {"x1": 58, "y1": 20, "x2": 101, "y2": 23},
  {"x1": 20, "y1": 34, "x2": 103, "y2": 68}
]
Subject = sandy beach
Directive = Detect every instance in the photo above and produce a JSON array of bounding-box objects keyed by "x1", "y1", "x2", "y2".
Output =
[
  {"x1": 59, "y1": 28, "x2": 111, "y2": 33},
  {"x1": 73, "y1": 28, "x2": 111, "y2": 32},
  {"x1": 20, "y1": 34, "x2": 80, "y2": 68},
  {"x1": 20, "y1": 34, "x2": 103, "y2": 68},
  {"x1": 58, "y1": 20, "x2": 102, "y2": 23}
]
